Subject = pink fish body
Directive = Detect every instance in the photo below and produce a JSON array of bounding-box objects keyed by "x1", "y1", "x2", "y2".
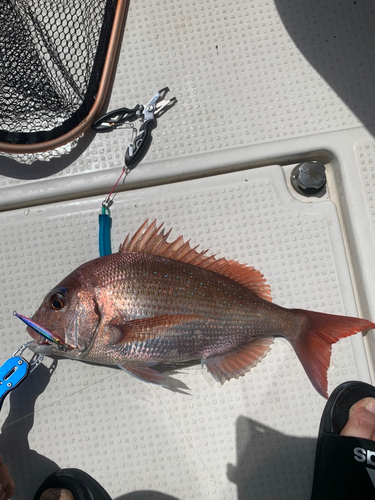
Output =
[{"x1": 27, "y1": 220, "x2": 375, "y2": 397}]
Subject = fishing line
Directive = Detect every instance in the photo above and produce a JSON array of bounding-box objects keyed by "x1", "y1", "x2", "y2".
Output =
[
  {"x1": 99, "y1": 166, "x2": 130, "y2": 257},
  {"x1": 107, "y1": 165, "x2": 130, "y2": 201},
  {"x1": 2, "y1": 371, "x2": 118, "y2": 430},
  {"x1": 148, "y1": 383, "x2": 213, "y2": 476}
]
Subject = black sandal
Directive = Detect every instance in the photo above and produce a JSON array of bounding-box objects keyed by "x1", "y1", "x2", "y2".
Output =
[
  {"x1": 33, "y1": 468, "x2": 112, "y2": 500},
  {"x1": 310, "y1": 380, "x2": 375, "y2": 499}
]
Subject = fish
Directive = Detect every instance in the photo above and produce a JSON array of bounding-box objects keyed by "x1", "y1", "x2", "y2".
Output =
[{"x1": 23, "y1": 219, "x2": 375, "y2": 398}]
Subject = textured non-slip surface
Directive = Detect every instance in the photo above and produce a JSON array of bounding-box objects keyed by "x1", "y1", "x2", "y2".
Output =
[
  {"x1": 1, "y1": 0, "x2": 375, "y2": 177},
  {"x1": 1, "y1": 1, "x2": 375, "y2": 500},
  {"x1": 356, "y1": 141, "x2": 375, "y2": 235},
  {"x1": 0, "y1": 166, "x2": 368, "y2": 499}
]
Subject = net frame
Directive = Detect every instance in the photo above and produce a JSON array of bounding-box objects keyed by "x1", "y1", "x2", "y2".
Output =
[{"x1": 0, "y1": 0, "x2": 129, "y2": 154}]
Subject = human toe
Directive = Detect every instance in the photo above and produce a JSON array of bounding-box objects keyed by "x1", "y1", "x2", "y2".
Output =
[
  {"x1": 340, "y1": 396, "x2": 375, "y2": 440},
  {"x1": 40, "y1": 488, "x2": 75, "y2": 500}
]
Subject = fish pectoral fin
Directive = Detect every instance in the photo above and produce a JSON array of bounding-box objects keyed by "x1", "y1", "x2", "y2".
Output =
[
  {"x1": 109, "y1": 314, "x2": 202, "y2": 344},
  {"x1": 204, "y1": 338, "x2": 274, "y2": 383}
]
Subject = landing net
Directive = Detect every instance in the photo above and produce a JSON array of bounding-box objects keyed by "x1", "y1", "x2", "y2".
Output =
[{"x1": 0, "y1": 0, "x2": 126, "y2": 162}]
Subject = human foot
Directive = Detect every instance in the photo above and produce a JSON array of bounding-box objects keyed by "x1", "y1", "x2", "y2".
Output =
[
  {"x1": 40, "y1": 489, "x2": 75, "y2": 500},
  {"x1": 310, "y1": 381, "x2": 375, "y2": 499},
  {"x1": 34, "y1": 469, "x2": 111, "y2": 500},
  {"x1": 340, "y1": 396, "x2": 375, "y2": 439}
]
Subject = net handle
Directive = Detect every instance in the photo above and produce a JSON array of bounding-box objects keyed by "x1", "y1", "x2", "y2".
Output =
[{"x1": 0, "y1": 0, "x2": 130, "y2": 154}]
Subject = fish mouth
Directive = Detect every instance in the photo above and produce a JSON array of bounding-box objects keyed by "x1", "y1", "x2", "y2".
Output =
[
  {"x1": 14, "y1": 312, "x2": 74, "y2": 351},
  {"x1": 25, "y1": 326, "x2": 53, "y2": 351},
  {"x1": 26, "y1": 325, "x2": 44, "y2": 344}
]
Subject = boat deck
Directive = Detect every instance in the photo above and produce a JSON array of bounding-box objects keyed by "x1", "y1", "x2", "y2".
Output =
[{"x1": 1, "y1": 1, "x2": 375, "y2": 498}]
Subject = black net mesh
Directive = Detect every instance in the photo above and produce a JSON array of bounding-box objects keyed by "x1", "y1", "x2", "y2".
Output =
[{"x1": 0, "y1": 0, "x2": 118, "y2": 145}]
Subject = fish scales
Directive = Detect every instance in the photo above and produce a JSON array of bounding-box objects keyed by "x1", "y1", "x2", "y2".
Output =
[
  {"x1": 24, "y1": 219, "x2": 375, "y2": 398},
  {"x1": 84, "y1": 252, "x2": 279, "y2": 362}
]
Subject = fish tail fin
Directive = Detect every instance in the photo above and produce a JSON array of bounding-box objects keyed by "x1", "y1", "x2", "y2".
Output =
[{"x1": 290, "y1": 309, "x2": 375, "y2": 398}]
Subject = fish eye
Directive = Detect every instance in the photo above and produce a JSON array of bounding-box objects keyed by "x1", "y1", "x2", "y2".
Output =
[{"x1": 50, "y1": 291, "x2": 66, "y2": 310}]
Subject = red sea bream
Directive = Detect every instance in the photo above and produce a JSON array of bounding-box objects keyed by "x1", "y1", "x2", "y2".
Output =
[{"x1": 25, "y1": 220, "x2": 375, "y2": 397}]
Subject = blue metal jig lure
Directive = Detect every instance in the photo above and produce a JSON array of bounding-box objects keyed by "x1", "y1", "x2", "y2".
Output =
[{"x1": 13, "y1": 312, "x2": 74, "y2": 350}]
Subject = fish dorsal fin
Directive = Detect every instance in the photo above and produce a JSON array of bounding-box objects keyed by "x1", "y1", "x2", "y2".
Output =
[{"x1": 119, "y1": 220, "x2": 272, "y2": 302}]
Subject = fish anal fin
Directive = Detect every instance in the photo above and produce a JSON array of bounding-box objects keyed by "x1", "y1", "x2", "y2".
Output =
[
  {"x1": 110, "y1": 314, "x2": 202, "y2": 344},
  {"x1": 204, "y1": 338, "x2": 274, "y2": 383},
  {"x1": 119, "y1": 220, "x2": 272, "y2": 302}
]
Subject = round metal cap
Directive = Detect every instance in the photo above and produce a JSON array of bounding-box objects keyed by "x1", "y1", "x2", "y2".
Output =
[{"x1": 291, "y1": 161, "x2": 326, "y2": 196}]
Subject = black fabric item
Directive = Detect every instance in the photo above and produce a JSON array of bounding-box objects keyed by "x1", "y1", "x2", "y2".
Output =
[
  {"x1": 310, "y1": 380, "x2": 375, "y2": 500},
  {"x1": 33, "y1": 468, "x2": 112, "y2": 500}
]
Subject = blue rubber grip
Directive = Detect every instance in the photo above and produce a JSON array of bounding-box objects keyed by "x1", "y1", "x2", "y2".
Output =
[{"x1": 99, "y1": 213, "x2": 112, "y2": 257}]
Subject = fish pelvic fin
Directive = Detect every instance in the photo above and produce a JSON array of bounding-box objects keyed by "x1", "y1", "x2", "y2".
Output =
[
  {"x1": 290, "y1": 309, "x2": 375, "y2": 399},
  {"x1": 120, "y1": 219, "x2": 272, "y2": 302},
  {"x1": 117, "y1": 362, "x2": 190, "y2": 393},
  {"x1": 117, "y1": 362, "x2": 167, "y2": 385},
  {"x1": 204, "y1": 338, "x2": 274, "y2": 383}
]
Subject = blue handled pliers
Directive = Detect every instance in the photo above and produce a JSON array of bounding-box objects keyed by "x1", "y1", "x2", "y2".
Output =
[{"x1": 0, "y1": 342, "x2": 43, "y2": 411}]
